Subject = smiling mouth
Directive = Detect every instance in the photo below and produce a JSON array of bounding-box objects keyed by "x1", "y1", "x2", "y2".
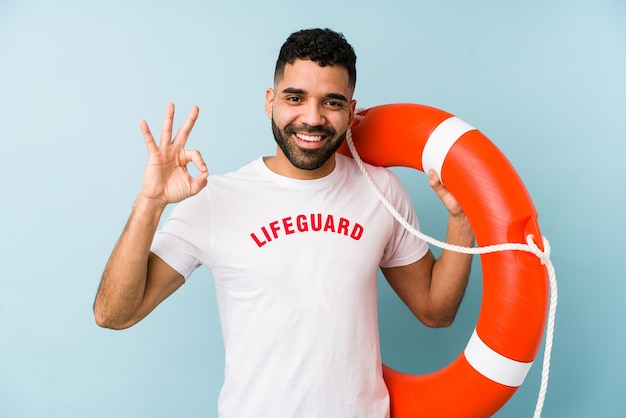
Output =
[{"x1": 296, "y1": 133, "x2": 325, "y2": 142}]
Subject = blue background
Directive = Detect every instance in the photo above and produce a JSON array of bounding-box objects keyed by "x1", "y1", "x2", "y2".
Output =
[{"x1": 1, "y1": 0, "x2": 624, "y2": 417}]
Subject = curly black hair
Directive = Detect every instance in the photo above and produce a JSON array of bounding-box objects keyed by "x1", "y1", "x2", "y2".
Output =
[{"x1": 274, "y1": 28, "x2": 357, "y2": 89}]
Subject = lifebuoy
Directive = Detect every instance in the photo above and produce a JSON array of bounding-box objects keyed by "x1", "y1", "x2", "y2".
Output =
[{"x1": 337, "y1": 104, "x2": 550, "y2": 417}]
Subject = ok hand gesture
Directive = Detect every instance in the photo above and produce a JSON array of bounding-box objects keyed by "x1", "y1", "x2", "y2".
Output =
[{"x1": 139, "y1": 103, "x2": 209, "y2": 206}]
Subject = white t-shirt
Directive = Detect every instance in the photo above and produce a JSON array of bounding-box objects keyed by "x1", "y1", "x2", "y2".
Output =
[{"x1": 151, "y1": 154, "x2": 429, "y2": 418}]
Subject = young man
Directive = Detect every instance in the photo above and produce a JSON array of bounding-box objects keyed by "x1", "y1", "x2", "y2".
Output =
[{"x1": 94, "y1": 28, "x2": 474, "y2": 418}]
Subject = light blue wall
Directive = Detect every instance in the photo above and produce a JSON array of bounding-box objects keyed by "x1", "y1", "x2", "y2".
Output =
[{"x1": 1, "y1": 0, "x2": 624, "y2": 417}]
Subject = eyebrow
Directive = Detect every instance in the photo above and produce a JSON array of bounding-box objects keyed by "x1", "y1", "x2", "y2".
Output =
[{"x1": 281, "y1": 87, "x2": 349, "y2": 103}]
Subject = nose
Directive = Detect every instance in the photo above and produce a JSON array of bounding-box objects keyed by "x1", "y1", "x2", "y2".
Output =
[{"x1": 299, "y1": 101, "x2": 326, "y2": 127}]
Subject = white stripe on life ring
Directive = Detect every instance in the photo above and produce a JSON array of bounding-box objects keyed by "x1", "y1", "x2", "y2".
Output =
[
  {"x1": 421, "y1": 116, "x2": 475, "y2": 184},
  {"x1": 464, "y1": 329, "x2": 533, "y2": 387}
]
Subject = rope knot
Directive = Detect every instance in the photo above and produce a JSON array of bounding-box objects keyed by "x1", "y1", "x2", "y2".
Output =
[{"x1": 526, "y1": 234, "x2": 551, "y2": 265}]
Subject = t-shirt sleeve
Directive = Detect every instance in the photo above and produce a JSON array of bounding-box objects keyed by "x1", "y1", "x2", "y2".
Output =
[
  {"x1": 150, "y1": 189, "x2": 211, "y2": 280},
  {"x1": 379, "y1": 170, "x2": 429, "y2": 268}
]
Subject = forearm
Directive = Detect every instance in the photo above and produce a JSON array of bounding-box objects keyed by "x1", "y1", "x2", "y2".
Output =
[
  {"x1": 94, "y1": 196, "x2": 166, "y2": 329},
  {"x1": 428, "y1": 214, "x2": 475, "y2": 325}
]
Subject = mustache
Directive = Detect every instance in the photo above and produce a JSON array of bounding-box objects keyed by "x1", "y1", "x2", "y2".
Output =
[{"x1": 284, "y1": 123, "x2": 336, "y2": 137}]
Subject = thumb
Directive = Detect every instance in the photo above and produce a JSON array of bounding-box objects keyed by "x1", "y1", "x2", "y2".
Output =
[
  {"x1": 428, "y1": 169, "x2": 444, "y2": 192},
  {"x1": 189, "y1": 171, "x2": 209, "y2": 196}
]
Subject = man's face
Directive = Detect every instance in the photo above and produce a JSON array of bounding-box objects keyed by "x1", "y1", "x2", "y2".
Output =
[{"x1": 265, "y1": 59, "x2": 356, "y2": 178}]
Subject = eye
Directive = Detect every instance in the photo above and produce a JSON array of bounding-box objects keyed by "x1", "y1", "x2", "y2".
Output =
[
  {"x1": 324, "y1": 100, "x2": 346, "y2": 109},
  {"x1": 286, "y1": 96, "x2": 302, "y2": 103}
]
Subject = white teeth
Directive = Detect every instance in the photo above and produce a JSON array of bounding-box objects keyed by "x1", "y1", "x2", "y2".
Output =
[{"x1": 296, "y1": 133, "x2": 323, "y2": 142}]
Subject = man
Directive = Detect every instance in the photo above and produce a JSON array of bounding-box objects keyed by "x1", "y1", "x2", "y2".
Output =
[{"x1": 94, "y1": 28, "x2": 474, "y2": 418}]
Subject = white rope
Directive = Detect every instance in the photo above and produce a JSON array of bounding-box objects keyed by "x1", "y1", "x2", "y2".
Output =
[{"x1": 345, "y1": 124, "x2": 557, "y2": 417}]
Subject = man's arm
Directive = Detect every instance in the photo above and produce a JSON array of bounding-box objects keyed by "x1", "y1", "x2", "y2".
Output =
[
  {"x1": 93, "y1": 103, "x2": 208, "y2": 329},
  {"x1": 381, "y1": 170, "x2": 474, "y2": 328},
  {"x1": 94, "y1": 197, "x2": 184, "y2": 329}
]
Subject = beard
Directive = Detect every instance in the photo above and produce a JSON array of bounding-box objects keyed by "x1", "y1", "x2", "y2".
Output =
[{"x1": 271, "y1": 118, "x2": 346, "y2": 171}]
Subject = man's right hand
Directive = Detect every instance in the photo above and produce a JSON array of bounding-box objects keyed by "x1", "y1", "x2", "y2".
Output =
[{"x1": 139, "y1": 103, "x2": 209, "y2": 206}]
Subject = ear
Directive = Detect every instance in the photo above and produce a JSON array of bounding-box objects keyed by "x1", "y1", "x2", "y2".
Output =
[
  {"x1": 348, "y1": 99, "x2": 357, "y2": 127},
  {"x1": 265, "y1": 88, "x2": 275, "y2": 119}
]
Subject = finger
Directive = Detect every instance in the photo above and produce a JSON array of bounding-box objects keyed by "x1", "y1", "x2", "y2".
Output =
[
  {"x1": 428, "y1": 169, "x2": 443, "y2": 189},
  {"x1": 159, "y1": 103, "x2": 175, "y2": 147},
  {"x1": 139, "y1": 119, "x2": 158, "y2": 154},
  {"x1": 172, "y1": 105, "x2": 200, "y2": 147},
  {"x1": 428, "y1": 169, "x2": 464, "y2": 215},
  {"x1": 186, "y1": 149, "x2": 209, "y2": 195},
  {"x1": 184, "y1": 149, "x2": 208, "y2": 174},
  {"x1": 428, "y1": 170, "x2": 451, "y2": 201},
  {"x1": 189, "y1": 170, "x2": 209, "y2": 196}
]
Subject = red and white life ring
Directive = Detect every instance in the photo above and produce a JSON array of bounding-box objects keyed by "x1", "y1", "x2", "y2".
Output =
[{"x1": 338, "y1": 104, "x2": 550, "y2": 417}]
